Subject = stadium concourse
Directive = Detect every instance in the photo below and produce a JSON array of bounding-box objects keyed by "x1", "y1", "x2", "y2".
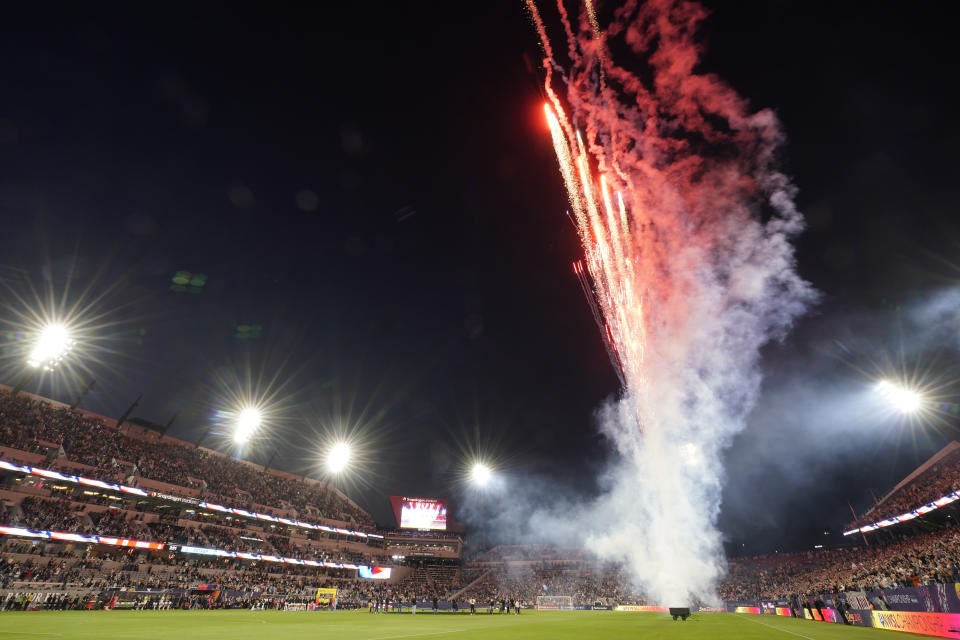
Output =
[{"x1": 5, "y1": 389, "x2": 960, "y2": 639}]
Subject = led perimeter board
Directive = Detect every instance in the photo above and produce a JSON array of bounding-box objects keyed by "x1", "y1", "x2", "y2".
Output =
[{"x1": 389, "y1": 496, "x2": 448, "y2": 530}]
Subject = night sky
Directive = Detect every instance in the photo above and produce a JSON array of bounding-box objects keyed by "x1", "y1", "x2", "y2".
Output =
[{"x1": 1, "y1": 2, "x2": 958, "y2": 554}]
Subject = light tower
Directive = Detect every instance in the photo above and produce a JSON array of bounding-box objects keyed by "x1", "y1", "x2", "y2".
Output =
[
  {"x1": 233, "y1": 407, "x2": 263, "y2": 444},
  {"x1": 13, "y1": 323, "x2": 77, "y2": 395},
  {"x1": 326, "y1": 441, "x2": 352, "y2": 474},
  {"x1": 875, "y1": 380, "x2": 923, "y2": 414}
]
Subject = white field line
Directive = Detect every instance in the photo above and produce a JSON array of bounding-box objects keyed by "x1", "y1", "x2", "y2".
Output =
[{"x1": 736, "y1": 613, "x2": 819, "y2": 640}]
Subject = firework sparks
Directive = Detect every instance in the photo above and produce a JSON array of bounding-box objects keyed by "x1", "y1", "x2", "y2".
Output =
[{"x1": 530, "y1": 0, "x2": 814, "y2": 604}]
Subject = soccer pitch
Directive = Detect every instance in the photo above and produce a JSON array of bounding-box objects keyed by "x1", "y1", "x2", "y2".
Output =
[{"x1": 0, "y1": 610, "x2": 924, "y2": 640}]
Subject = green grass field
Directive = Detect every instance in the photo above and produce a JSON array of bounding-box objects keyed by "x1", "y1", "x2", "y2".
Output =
[{"x1": 0, "y1": 610, "x2": 928, "y2": 640}]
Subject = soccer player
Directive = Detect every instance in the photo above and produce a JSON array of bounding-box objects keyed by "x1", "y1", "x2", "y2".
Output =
[
  {"x1": 452, "y1": 598, "x2": 459, "y2": 614},
  {"x1": 469, "y1": 597, "x2": 476, "y2": 615},
  {"x1": 514, "y1": 598, "x2": 520, "y2": 615},
  {"x1": 412, "y1": 596, "x2": 417, "y2": 615},
  {"x1": 432, "y1": 595, "x2": 439, "y2": 614}
]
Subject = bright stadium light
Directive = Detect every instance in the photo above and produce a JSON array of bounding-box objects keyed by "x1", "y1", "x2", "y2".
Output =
[
  {"x1": 233, "y1": 407, "x2": 263, "y2": 444},
  {"x1": 680, "y1": 442, "x2": 702, "y2": 468},
  {"x1": 471, "y1": 462, "x2": 493, "y2": 487},
  {"x1": 27, "y1": 324, "x2": 76, "y2": 371},
  {"x1": 326, "y1": 442, "x2": 351, "y2": 473},
  {"x1": 876, "y1": 380, "x2": 923, "y2": 414}
]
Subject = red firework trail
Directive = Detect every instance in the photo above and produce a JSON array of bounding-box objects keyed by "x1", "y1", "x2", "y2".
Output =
[
  {"x1": 530, "y1": 0, "x2": 804, "y2": 401},
  {"x1": 573, "y1": 259, "x2": 626, "y2": 388}
]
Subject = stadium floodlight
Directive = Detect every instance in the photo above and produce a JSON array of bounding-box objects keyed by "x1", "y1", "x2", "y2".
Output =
[
  {"x1": 326, "y1": 442, "x2": 351, "y2": 473},
  {"x1": 876, "y1": 380, "x2": 922, "y2": 414},
  {"x1": 233, "y1": 407, "x2": 263, "y2": 444},
  {"x1": 471, "y1": 462, "x2": 493, "y2": 487},
  {"x1": 27, "y1": 324, "x2": 76, "y2": 371}
]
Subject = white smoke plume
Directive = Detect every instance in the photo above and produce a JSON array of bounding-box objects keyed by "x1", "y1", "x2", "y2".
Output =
[{"x1": 524, "y1": 0, "x2": 817, "y2": 605}]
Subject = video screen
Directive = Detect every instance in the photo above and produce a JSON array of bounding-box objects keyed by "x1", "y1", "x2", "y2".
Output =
[
  {"x1": 358, "y1": 566, "x2": 392, "y2": 580},
  {"x1": 399, "y1": 498, "x2": 447, "y2": 530}
]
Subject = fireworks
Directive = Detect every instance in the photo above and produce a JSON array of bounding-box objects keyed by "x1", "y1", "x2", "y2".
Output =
[{"x1": 528, "y1": 0, "x2": 813, "y2": 605}]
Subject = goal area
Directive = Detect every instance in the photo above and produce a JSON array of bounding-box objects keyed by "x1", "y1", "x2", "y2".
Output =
[{"x1": 536, "y1": 595, "x2": 574, "y2": 610}]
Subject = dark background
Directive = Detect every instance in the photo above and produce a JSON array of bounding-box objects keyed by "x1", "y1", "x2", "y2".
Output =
[{"x1": 0, "y1": 2, "x2": 957, "y2": 554}]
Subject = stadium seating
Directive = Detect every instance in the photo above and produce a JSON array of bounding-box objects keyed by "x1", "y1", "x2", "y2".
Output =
[
  {"x1": 0, "y1": 389, "x2": 472, "y2": 606},
  {"x1": 845, "y1": 443, "x2": 960, "y2": 531},
  {"x1": 6, "y1": 388, "x2": 960, "y2": 613},
  {"x1": 719, "y1": 526, "x2": 960, "y2": 600},
  {"x1": 0, "y1": 390, "x2": 374, "y2": 528}
]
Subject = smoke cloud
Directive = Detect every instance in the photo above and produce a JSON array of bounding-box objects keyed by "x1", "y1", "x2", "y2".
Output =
[{"x1": 524, "y1": 0, "x2": 816, "y2": 605}]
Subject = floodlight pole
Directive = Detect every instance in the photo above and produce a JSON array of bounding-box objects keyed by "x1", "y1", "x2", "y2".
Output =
[
  {"x1": 478, "y1": 490, "x2": 489, "y2": 552},
  {"x1": 70, "y1": 379, "x2": 96, "y2": 410},
  {"x1": 11, "y1": 370, "x2": 35, "y2": 396},
  {"x1": 160, "y1": 412, "x2": 179, "y2": 438},
  {"x1": 264, "y1": 448, "x2": 279, "y2": 472},
  {"x1": 196, "y1": 428, "x2": 212, "y2": 449},
  {"x1": 115, "y1": 395, "x2": 142, "y2": 430}
]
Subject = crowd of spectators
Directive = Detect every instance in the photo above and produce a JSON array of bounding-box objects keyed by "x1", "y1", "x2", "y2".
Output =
[
  {"x1": 1, "y1": 539, "x2": 361, "y2": 596},
  {"x1": 2, "y1": 492, "x2": 386, "y2": 569},
  {"x1": 10, "y1": 390, "x2": 960, "y2": 612},
  {"x1": 0, "y1": 518, "x2": 464, "y2": 611},
  {"x1": 0, "y1": 391, "x2": 483, "y2": 610},
  {"x1": 720, "y1": 526, "x2": 960, "y2": 600},
  {"x1": 0, "y1": 390, "x2": 374, "y2": 528},
  {"x1": 458, "y1": 561, "x2": 639, "y2": 606},
  {"x1": 846, "y1": 447, "x2": 960, "y2": 530},
  {"x1": 459, "y1": 528, "x2": 960, "y2": 607},
  {"x1": 6, "y1": 501, "x2": 960, "y2": 611},
  {"x1": 17, "y1": 498, "x2": 87, "y2": 534}
]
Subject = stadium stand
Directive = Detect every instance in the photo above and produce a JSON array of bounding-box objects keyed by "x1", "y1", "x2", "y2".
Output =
[
  {"x1": 720, "y1": 526, "x2": 960, "y2": 601},
  {"x1": 7, "y1": 386, "x2": 960, "y2": 619},
  {"x1": 456, "y1": 545, "x2": 642, "y2": 606},
  {"x1": 0, "y1": 388, "x2": 373, "y2": 528},
  {"x1": 845, "y1": 441, "x2": 960, "y2": 530},
  {"x1": 0, "y1": 388, "x2": 473, "y2": 609}
]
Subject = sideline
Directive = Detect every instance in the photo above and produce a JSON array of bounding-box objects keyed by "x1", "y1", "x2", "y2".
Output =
[{"x1": 736, "y1": 613, "x2": 820, "y2": 640}]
